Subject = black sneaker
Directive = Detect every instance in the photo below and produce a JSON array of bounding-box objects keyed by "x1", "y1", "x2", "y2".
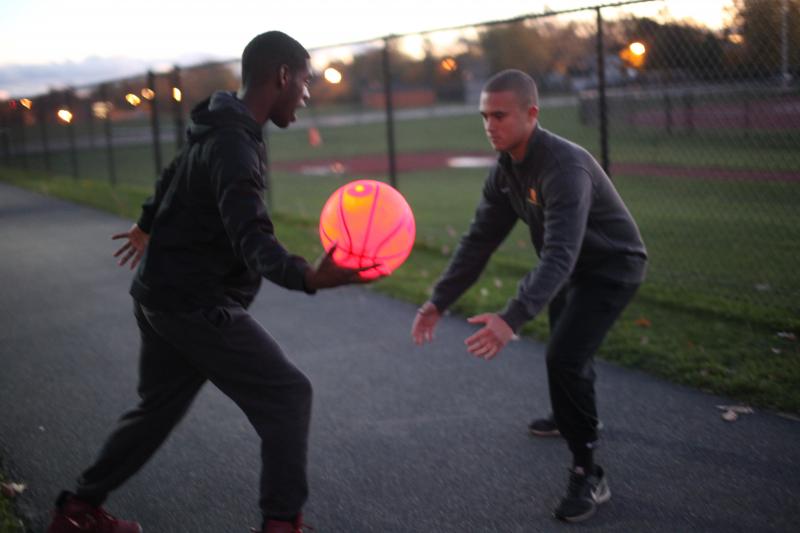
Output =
[
  {"x1": 528, "y1": 414, "x2": 560, "y2": 437},
  {"x1": 528, "y1": 414, "x2": 604, "y2": 437},
  {"x1": 553, "y1": 465, "x2": 611, "y2": 523}
]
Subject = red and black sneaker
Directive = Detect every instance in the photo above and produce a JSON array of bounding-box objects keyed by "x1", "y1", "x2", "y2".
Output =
[
  {"x1": 252, "y1": 513, "x2": 313, "y2": 533},
  {"x1": 46, "y1": 492, "x2": 142, "y2": 533}
]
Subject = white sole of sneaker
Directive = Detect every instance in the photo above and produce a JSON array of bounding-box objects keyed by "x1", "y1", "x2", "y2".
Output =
[
  {"x1": 529, "y1": 429, "x2": 561, "y2": 437},
  {"x1": 557, "y1": 506, "x2": 597, "y2": 523}
]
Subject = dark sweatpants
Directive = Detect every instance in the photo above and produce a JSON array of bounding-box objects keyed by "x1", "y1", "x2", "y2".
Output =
[
  {"x1": 74, "y1": 301, "x2": 312, "y2": 521},
  {"x1": 546, "y1": 277, "x2": 639, "y2": 463}
]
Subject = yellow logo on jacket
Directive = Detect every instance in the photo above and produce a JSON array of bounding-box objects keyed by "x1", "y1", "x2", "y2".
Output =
[{"x1": 527, "y1": 188, "x2": 540, "y2": 206}]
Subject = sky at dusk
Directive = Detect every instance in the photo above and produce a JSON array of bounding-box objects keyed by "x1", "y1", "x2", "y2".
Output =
[{"x1": 0, "y1": 0, "x2": 734, "y2": 98}]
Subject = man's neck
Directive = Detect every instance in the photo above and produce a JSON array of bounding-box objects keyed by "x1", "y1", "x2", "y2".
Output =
[
  {"x1": 236, "y1": 87, "x2": 272, "y2": 125},
  {"x1": 508, "y1": 125, "x2": 538, "y2": 162}
]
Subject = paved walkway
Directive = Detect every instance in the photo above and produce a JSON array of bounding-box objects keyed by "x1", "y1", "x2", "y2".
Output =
[{"x1": 0, "y1": 182, "x2": 798, "y2": 532}]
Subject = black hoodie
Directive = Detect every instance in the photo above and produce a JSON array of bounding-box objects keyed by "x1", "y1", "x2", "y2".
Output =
[{"x1": 130, "y1": 91, "x2": 312, "y2": 311}]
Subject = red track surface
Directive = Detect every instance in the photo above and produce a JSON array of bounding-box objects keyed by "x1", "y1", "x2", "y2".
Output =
[{"x1": 273, "y1": 151, "x2": 800, "y2": 182}]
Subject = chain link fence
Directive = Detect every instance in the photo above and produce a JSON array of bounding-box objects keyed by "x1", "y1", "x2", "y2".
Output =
[{"x1": 0, "y1": 0, "x2": 797, "y2": 326}]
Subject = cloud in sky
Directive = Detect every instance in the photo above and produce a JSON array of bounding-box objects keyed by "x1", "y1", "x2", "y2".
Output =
[
  {"x1": 0, "y1": 53, "x2": 221, "y2": 98},
  {"x1": 0, "y1": 0, "x2": 733, "y2": 98}
]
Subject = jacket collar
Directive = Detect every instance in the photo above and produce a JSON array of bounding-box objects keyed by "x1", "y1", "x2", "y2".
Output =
[{"x1": 498, "y1": 124, "x2": 547, "y2": 178}]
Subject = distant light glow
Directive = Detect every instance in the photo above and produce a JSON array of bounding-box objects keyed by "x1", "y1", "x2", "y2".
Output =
[
  {"x1": 92, "y1": 101, "x2": 111, "y2": 119},
  {"x1": 172, "y1": 87, "x2": 182, "y2": 102},
  {"x1": 629, "y1": 42, "x2": 646, "y2": 56},
  {"x1": 620, "y1": 41, "x2": 647, "y2": 69},
  {"x1": 440, "y1": 57, "x2": 458, "y2": 72},
  {"x1": 140, "y1": 87, "x2": 155, "y2": 100},
  {"x1": 20, "y1": 98, "x2": 32, "y2": 109},
  {"x1": 57, "y1": 109, "x2": 73, "y2": 123},
  {"x1": 125, "y1": 93, "x2": 141, "y2": 106},
  {"x1": 728, "y1": 33, "x2": 744, "y2": 44},
  {"x1": 324, "y1": 67, "x2": 342, "y2": 84}
]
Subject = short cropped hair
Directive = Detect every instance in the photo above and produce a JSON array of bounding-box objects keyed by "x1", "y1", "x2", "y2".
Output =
[
  {"x1": 483, "y1": 69, "x2": 539, "y2": 109},
  {"x1": 241, "y1": 31, "x2": 310, "y2": 88}
]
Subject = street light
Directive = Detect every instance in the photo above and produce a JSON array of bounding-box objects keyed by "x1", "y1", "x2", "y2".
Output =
[
  {"x1": 172, "y1": 87, "x2": 182, "y2": 102},
  {"x1": 629, "y1": 42, "x2": 646, "y2": 57},
  {"x1": 620, "y1": 41, "x2": 646, "y2": 69},
  {"x1": 125, "y1": 93, "x2": 142, "y2": 107},
  {"x1": 141, "y1": 88, "x2": 155, "y2": 100},
  {"x1": 324, "y1": 67, "x2": 342, "y2": 84},
  {"x1": 20, "y1": 98, "x2": 32, "y2": 110},
  {"x1": 440, "y1": 57, "x2": 458, "y2": 72},
  {"x1": 57, "y1": 109, "x2": 73, "y2": 124},
  {"x1": 92, "y1": 101, "x2": 111, "y2": 119}
]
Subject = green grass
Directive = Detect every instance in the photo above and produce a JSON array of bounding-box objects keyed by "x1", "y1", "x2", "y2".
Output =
[
  {"x1": 2, "y1": 166, "x2": 798, "y2": 414},
  {"x1": 3, "y1": 103, "x2": 798, "y2": 413},
  {"x1": 0, "y1": 469, "x2": 26, "y2": 533}
]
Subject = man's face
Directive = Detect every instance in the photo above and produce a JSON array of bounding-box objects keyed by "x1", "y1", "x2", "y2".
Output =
[
  {"x1": 479, "y1": 90, "x2": 538, "y2": 159},
  {"x1": 271, "y1": 58, "x2": 312, "y2": 129}
]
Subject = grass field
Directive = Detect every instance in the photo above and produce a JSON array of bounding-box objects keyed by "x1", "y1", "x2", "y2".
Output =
[
  {"x1": 2, "y1": 101, "x2": 799, "y2": 412},
  {"x1": 1, "y1": 165, "x2": 798, "y2": 414},
  {"x1": 0, "y1": 468, "x2": 26, "y2": 533}
]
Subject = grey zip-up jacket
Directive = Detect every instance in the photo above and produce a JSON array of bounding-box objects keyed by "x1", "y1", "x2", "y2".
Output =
[{"x1": 430, "y1": 126, "x2": 647, "y2": 332}]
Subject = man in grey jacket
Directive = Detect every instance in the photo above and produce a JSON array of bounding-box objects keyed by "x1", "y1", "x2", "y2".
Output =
[{"x1": 411, "y1": 69, "x2": 647, "y2": 523}]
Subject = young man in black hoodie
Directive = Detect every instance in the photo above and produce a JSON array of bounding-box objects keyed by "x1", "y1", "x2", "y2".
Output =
[
  {"x1": 411, "y1": 70, "x2": 647, "y2": 523},
  {"x1": 47, "y1": 31, "x2": 369, "y2": 533}
]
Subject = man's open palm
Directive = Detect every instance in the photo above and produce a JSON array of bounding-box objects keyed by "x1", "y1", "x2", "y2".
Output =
[{"x1": 112, "y1": 224, "x2": 149, "y2": 270}]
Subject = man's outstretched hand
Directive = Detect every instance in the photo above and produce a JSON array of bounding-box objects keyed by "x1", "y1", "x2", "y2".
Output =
[
  {"x1": 411, "y1": 301, "x2": 441, "y2": 345},
  {"x1": 304, "y1": 245, "x2": 381, "y2": 291},
  {"x1": 112, "y1": 224, "x2": 149, "y2": 270},
  {"x1": 465, "y1": 313, "x2": 516, "y2": 360}
]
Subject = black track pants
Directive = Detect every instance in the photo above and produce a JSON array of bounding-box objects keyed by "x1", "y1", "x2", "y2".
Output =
[
  {"x1": 75, "y1": 301, "x2": 312, "y2": 521},
  {"x1": 546, "y1": 278, "x2": 639, "y2": 459}
]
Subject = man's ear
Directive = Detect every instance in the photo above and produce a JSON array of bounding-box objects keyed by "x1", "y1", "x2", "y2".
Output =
[
  {"x1": 528, "y1": 105, "x2": 540, "y2": 122},
  {"x1": 277, "y1": 64, "x2": 290, "y2": 88}
]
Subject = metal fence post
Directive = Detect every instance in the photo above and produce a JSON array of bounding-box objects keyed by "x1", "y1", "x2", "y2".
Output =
[
  {"x1": 595, "y1": 7, "x2": 610, "y2": 177},
  {"x1": 65, "y1": 90, "x2": 79, "y2": 179},
  {"x1": 16, "y1": 104, "x2": 29, "y2": 170},
  {"x1": 147, "y1": 70, "x2": 163, "y2": 176},
  {"x1": 0, "y1": 109, "x2": 9, "y2": 166},
  {"x1": 382, "y1": 37, "x2": 398, "y2": 189},
  {"x1": 172, "y1": 66, "x2": 185, "y2": 150},
  {"x1": 664, "y1": 91, "x2": 673, "y2": 135},
  {"x1": 38, "y1": 94, "x2": 51, "y2": 173},
  {"x1": 101, "y1": 84, "x2": 116, "y2": 186},
  {"x1": 683, "y1": 91, "x2": 694, "y2": 134}
]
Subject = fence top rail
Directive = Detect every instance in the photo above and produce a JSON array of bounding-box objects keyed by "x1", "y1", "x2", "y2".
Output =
[{"x1": 5, "y1": 0, "x2": 656, "y2": 100}]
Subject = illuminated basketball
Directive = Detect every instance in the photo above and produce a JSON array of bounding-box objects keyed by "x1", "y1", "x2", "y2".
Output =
[{"x1": 319, "y1": 179, "x2": 416, "y2": 280}]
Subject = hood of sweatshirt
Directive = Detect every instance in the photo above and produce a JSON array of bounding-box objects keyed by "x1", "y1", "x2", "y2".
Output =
[{"x1": 187, "y1": 91, "x2": 263, "y2": 144}]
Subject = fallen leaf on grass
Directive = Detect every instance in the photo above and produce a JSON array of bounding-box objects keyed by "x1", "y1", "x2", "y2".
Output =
[
  {"x1": 0, "y1": 482, "x2": 26, "y2": 498},
  {"x1": 717, "y1": 404, "x2": 754, "y2": 422},
  {"x1": 776, "y1": 332, "x2": 797, "y2": 342},
  {"x1": 634, "y1": 317, "x2": 652, "y2": 328},
  {"x1": 721, "y1": 410, "x2": 738, "y2": 422},
  {"x1": 717, "y1": 405, "x2": 754, "y2": 414}
]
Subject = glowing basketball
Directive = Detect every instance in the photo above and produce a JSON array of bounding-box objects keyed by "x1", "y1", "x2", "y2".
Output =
[{"x1": 319, "y1": 179, "x2": 416, "y2": 280}]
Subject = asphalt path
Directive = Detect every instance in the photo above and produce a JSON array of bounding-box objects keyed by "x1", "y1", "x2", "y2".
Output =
[{"x1": 1, "y1": 182, "x2": 799, "y2": 532}]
